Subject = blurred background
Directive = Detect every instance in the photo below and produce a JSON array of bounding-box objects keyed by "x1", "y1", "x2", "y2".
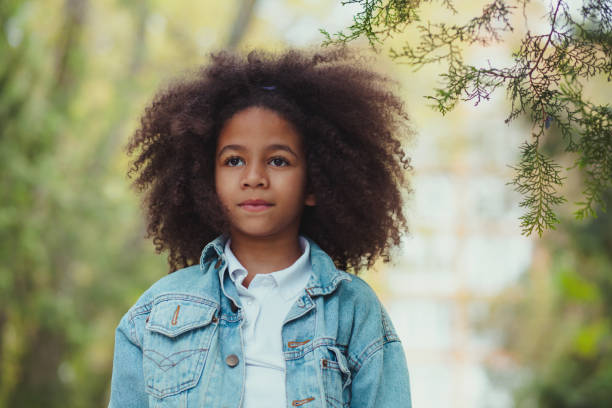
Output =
[{"x1": 1, "y1": 0, "x2": 610, "y2": 407}]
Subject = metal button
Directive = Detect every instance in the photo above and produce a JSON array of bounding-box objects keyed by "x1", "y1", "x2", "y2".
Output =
[{"x1": 225, "y1": 354, "x2": 239, "y2": 367}]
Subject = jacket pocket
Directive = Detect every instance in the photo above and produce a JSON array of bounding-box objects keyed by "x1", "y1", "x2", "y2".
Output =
[
  {"x1": 143, "y1": 294, "x2": 218, "y2": 399},
  {"x1": 320, "y1": 345, "x2": 351, "y2": 408}
]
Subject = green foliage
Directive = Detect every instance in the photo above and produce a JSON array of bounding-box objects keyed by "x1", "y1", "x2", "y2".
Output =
[
  {"x1": 322, "y1": 0, "x2": 612, "y2": 236},
  {"x1": 557, "y1": 269, "x2": 600, "y2": 303},
  {"x1": 0, "y1": 1, "x2": 166, "y2": 406},
  {"x1": 511, "y1": 141, "x2": 566, "y2": 236},
  {"x1": 0, "y1": 1, "x2": 260, "y2": 406},
  {"x1": 489, "y1": 190, "x2": 612, "y2": 407}
]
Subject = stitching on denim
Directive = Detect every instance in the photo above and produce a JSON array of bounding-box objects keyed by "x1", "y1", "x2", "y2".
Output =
[
  {"x1": 347, "y1": 354, "x2": 359, "y2": 372},
  {"x1": 322, "y1": 360, "x2": 342, "y2": 373},
  {"x1": 128, "y1": 305, "x2": 152, "y2": 326},
  {"x1": 126, "y1": 318, "x2": 140, "y2": 348},
  {"x1": 127, "y1": 306, "x2": 151, "y2": 347},
  {"x1": 381, "y1": 307, "x2": 400, "y2": 342},
  {"x1": 284, "y1": 337, "x2": 343, "y2": 360},
  {"x1": 384, "y1": 333, "x2": 400, "y2": 342},
  {"x1": 153, "y1": 293, "x2": 218, "y2": 309},
  {"x1": 305, "y1": 274, "x2": 351, "y2": 296},
  {"x1": 352, "y1": 338, "x2": 383, "y2": 372},
  {"x1": 127, "y1": 302, "x2": 153, "y2": 348},
  {"x1": 148, "y1": 319, "x2": 214, "y2": 337},
  {"x1": 325, "y1": 395, "x2": 348, "y2": 408},
  {"x1": 323, "y1": 347, "x2": 352, "y2": 392},
  {"x1": 144, "y1": 315, "x2": 217, "y2": 398},
  {"x1": 381, "y1": 308, "x2": 391, "y2": 335},
  {"x1": 130, "y1": 302, "x2": 153, "y2": 318},
  {"x1": 382, "y1": 337, "x2": 401, "y2": 347},
  {"x1": 350, "y1": 337, "x2": 400, "y2": 375},
  {"x1": 146, "y1": 376, "x2": 197, "y2": 398},
  {"x1": 143, "y1": 348, "x2": 207, "y2": 372},
  {"x1": 321, "y1": 354, "x2": 351, "y2": 407},
  {"x1": 147, "y1": 298, "x2": 218, "y2": 337},
  {"x1": 283, "y1": 295, "x2": 314, "y2": 325},
  {"x1": 218, "y1": 313, "x2": 241, "y2": 323}
]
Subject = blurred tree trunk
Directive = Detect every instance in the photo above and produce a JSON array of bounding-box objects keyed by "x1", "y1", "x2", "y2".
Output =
[
  {"x1": 227, "y1": 0, "x2": 256, "y2": 50},
  {"x1": 87, "y1": 0, "x2": 149, "y2": 177},
  {"x1": 3, "y1": 0, "x2": 88, "y2": 406},
  {"x1": 0, "y1": 312, "x2": 5, "y2": 388},
  {"x1": 53, "y1": 0, "x2": 88, "y2": 96},
  {"x1": 7, "y1": 330, "x2": 68, "y2": 407}
]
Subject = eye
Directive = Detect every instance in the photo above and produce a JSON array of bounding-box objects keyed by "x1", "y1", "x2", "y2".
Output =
[
  {"x1": 269, "y1": 156, "x2": 289, "y2": 167},
  {"x1": 224, "y1": 156, "x2": 245, "y2": 167}
]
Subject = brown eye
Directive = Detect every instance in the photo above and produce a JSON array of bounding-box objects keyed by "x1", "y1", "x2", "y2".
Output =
[
  {"x1": 225, "y1": 157, "x2": 244, "y2": 167},
  {"x1": 269, "y1": 157, "x2": 289, "y2": 167}
]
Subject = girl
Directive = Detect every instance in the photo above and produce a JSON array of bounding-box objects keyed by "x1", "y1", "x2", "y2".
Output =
[{"x1": 109, "y1": 48, "x2": 412, "y2": 408}]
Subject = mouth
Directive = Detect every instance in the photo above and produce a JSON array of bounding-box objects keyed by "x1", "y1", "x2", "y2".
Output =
[{"x1": 238, "y1": 199, "x2": 274, "y2": 212}]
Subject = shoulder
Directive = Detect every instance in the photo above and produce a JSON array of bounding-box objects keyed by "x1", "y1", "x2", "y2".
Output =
[
  {"x1": 332, "y1": 272, "x2": 401, "y2": 366},
  {"x1": 333, "y1": 272, "x2": 383, "y2": 313}
]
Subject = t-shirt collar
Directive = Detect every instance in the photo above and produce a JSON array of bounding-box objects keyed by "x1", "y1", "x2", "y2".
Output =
[{"x1": 224, "y1": 237, "x2": 311, "y2": 301}]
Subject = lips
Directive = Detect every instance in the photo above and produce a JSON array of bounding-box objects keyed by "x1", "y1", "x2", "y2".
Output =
[{"x1": 238, "y1": 199, "x2": 273, "y2": 212}]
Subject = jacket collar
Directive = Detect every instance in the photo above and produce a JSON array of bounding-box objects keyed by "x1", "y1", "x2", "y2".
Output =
[
  {"x1": 303, "y1": 238, "x2": 352, "y2": 296},
  {"x1": 199, "y1": 235, "x2": 351, "y2": 297},
  {"x1": 199, "y1": 234, "x2": 228, "y2": 268}
]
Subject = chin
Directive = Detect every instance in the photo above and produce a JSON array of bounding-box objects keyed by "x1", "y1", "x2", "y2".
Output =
[
  {"x1": 232, "y1": 224, "x2": 295, "y2": 240},
  {"x1": 232, "y1": 225, "x2": 277, "y2": 238}
]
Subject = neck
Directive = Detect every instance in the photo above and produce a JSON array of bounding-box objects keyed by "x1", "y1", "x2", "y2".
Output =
[{"x1": 228, "y1": 232, "x2": 303, "y2": 288}]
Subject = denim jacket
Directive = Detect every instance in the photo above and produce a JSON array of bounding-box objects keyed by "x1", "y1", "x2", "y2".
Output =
[{"x1": 108, "y1": 236, "x2": 411, "y2": 407}]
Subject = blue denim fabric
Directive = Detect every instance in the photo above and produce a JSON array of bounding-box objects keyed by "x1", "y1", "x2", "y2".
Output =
[{"x1": 108, "y1": 235, "x2": 411, "y2": 407}]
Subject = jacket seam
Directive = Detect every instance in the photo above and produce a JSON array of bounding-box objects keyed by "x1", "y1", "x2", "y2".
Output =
[
  {"x1": 305, "y1": 274, "x2": 352, "y2": 296},
  {"x1": 127, "y1": 303, "x2": 152, "y2": 347},
  {"x1": 349, "y1": 337, "x2": 401, "y2": 375},
  {"x1": 381, "y1": 307, "x2": 399, "y2": 342},
  {"x1": 152, "y1": 293, "x2": 218, "y2": 308}
]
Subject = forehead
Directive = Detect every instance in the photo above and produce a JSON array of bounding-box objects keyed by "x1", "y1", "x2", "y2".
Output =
[{"x1": 216, "y1": 107, "x2": 303, "y2": 151}]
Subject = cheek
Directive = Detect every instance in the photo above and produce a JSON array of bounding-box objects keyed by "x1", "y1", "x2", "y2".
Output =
[
  {"x1": 214, "y1": 169, "x2": 230, "y2": 203},
  {"x1": 213, "y1": 170, "x2": 220, "y2": 195},
  {"x1": 284, "y1": 171, "x2": 308, "y2": 201}
]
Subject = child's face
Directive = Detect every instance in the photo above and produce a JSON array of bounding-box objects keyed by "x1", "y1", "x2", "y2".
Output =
[{"x1": 214, "y1": 107, "x2": 315, "y2": 242}]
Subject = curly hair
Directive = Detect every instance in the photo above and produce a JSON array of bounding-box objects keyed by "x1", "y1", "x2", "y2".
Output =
[{"x1": 126, "y1": 47, "x2": 411, "y2": 273}]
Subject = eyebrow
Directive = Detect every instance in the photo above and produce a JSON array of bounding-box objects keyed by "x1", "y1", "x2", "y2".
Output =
[{"x1": 217, "y1": 144, "x2": 299, "y2": 158}]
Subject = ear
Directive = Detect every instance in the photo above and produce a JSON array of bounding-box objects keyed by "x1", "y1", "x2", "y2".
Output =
[{"x1": 304, "y1": 193, "x2": 316, "y2": 206}]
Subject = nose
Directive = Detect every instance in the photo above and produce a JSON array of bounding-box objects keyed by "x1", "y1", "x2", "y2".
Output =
[{"x1": 241, "y1": 162, "x2": 268, "y2": 189}]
